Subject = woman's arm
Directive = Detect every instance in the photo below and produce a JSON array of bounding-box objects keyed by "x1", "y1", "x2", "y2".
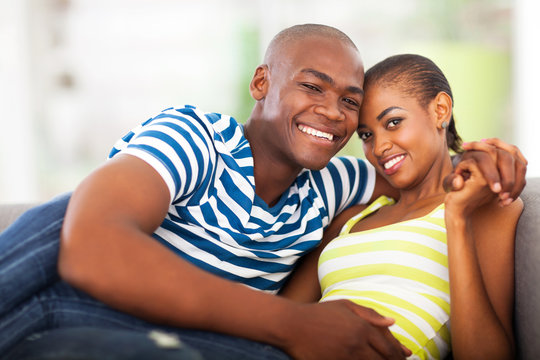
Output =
[{"x1": 445, "y1": 158, "x2": 523, "y2": 360}]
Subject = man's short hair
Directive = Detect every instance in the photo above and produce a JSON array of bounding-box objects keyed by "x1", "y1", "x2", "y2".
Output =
[{"x1": 264, "y1": 24, "x2": 358, "y2": 64}]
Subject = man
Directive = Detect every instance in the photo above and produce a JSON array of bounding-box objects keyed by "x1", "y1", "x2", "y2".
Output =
[{"x1": 0, "y1": 24, "x2": 526, "y2": 360}]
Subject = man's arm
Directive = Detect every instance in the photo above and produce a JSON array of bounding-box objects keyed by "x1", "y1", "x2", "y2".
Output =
[
  {"x1": 372, "y1": 139, "x2": 528, "y2": 205},
  {"x1": 444, "y1": 139, "x2": 527, "y2": 205},
  {"x1": 58, "y1": 154, "x2": 407, "y2": 360}
]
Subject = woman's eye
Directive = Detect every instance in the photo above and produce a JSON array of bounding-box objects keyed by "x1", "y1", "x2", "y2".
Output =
[
  {"x1": 358, "y1": 131, "x2": 372, "y2": 141},
  {"x1": 386, "y1": 118, "x2": 402, "y2": 128}
]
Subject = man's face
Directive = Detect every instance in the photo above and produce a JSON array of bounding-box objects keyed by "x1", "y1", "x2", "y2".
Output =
[{"x1": 257, "y1": 36, "x2": 365, "y2": 171}]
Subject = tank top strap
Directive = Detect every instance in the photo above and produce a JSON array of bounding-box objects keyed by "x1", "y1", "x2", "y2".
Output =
[{"x1": 339, "y1": 195, "x2": 396, "y2": 236}]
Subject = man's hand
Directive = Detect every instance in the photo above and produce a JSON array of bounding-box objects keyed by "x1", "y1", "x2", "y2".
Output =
[
  {"x1": 283, "y1": 300, "x2": 410, "y2": 360},
  {"x1": 444, "y1": 138, "x2": 527, "y2": 206}
]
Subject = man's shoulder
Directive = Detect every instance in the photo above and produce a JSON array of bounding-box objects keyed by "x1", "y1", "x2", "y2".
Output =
[
  {"x1": 156, "y1": 105, "x2": 243, "y2": 142},
  {"x1": 159, "y1": 105, "x2": 238, "y2": 126}
]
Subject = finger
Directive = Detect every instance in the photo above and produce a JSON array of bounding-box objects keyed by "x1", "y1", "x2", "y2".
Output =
[
  {"x1": 369, "y1": 327, "x2": 407, "y2": 360},
  {"x1": 349, "y1": 303, "x2": 395, "y2": 327},
  {"x1": 459, "y1": 151, "x2": 502, "y2": 193},
  {"x1": 505, "y1": 146, "x2": 528, "y2": 201},
  {"x1": 510, "y1": 156, "x2": 528, "y2": 200},
  {"x1": 483, "y1": 139, "x2": 528, "y2": 201},
  {"x1": 401, "y1": 344, "x2": 413, "y2": 357},
  {"x1": 481, "y1": 138, "x2": 528, "y2": 166},
  {"x1": 494, "y1": 147, "x2": 516, "y2": 198},
  {"x1": 461, "y1": 141, "x2": 498, "y2": 162},
  {"x1": 443, "y1": 173, "x2": 464, "y2": 193}
]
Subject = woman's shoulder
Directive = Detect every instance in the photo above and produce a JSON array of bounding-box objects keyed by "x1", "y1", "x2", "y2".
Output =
[{"x1": 471, "y1": 197, "x2": 523, "y2": 230}]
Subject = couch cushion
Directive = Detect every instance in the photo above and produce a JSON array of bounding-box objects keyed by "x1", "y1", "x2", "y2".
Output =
[{"x1": 514, "y1": 177, "x2": 540, "y2": 359}]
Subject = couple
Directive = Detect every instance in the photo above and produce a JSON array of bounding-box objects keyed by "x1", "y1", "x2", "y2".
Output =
[{"x1": 0, "y1": 24, "x2": 526, "y2": 359}]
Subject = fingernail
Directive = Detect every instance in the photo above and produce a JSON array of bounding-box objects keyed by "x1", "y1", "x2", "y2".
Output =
[
  {"x1": 481, "y1": 138, "x2": 487, "y2": 142},
  {"x1": 492, "y1": 183, "x2": 502, "y2": 192},
  {"x1": 503, "y1": 198, "x2": 514, "y2": 206}
]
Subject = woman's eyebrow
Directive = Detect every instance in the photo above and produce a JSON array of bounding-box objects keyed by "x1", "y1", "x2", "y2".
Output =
[{"x1": 377, "y1": 106, "x2": 404, "y2": 121}]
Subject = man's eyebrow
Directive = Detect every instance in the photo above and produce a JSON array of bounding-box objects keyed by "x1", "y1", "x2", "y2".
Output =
[
  {"x1": 301, "y1": 68, "x2": 334, "y2": 84},
  {"x1": 300, "y1": 68, "x2": 364, "y2": 96},
  {"x1": 377, "y1": 106, "x2": 404, "y2": 120}
]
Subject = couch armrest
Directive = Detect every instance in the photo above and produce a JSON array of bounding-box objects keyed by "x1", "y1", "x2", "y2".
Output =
[{"x1": 514, "y1": 177, "x2": 540, "y2": 359}]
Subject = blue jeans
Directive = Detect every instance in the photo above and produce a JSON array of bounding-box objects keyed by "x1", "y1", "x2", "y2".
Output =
[{"x1": 0, "y1": 194, "x2": 290, "y2": 360}]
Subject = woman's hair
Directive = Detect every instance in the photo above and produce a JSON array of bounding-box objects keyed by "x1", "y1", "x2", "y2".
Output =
[{"x1": 363, "y1": 54, "x2": 463, "y2": 153}]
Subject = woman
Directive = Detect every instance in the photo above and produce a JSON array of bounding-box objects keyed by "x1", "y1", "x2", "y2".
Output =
[{"x1": 281, "y1": 54, "x2": 522, "y2": 359}]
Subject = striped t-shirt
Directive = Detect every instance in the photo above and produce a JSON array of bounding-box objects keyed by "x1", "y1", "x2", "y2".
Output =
[
  {"x1": 318, "y1": 196, "x2": 450, "y2": 359},
  {"x1": 109, "y1": 105, "x2": 376, "y2": 293}
]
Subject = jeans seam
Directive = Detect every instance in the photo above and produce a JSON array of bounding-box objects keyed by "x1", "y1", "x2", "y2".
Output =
[{"x1": 0, "y1": 217, "x2": 63, "y2": 263}]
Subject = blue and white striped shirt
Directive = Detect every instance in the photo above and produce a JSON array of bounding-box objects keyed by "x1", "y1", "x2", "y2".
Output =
[{"x1": 109, "y1": 105, "x2": 376, "y2": 292}]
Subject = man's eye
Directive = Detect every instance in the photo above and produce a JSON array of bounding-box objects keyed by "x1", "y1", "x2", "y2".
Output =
[
  {"x1": 343, "y1": 98, "x2": 359, "y2": 107},
  {"x1": 302, "y1": 84, "x2": 321, "y2": 92}
]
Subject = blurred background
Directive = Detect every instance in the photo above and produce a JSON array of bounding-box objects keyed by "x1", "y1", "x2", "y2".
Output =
[{"x1": 1, "y1": 0, "x2": 538, "y2": 203}]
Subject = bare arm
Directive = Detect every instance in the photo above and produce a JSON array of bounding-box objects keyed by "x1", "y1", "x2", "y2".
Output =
[
  {"x1": 58, "y1": 154, "x2": 406, "y2": 360},
  {"x1": 444, "y1": 138, "x2": 527, "y2": 205},
  {"x1": 445, "y1": 158, "x2": 522, "y2": 360},
  {"x1": 372, "y1": 139, "x2": 527, "y2": 206}
]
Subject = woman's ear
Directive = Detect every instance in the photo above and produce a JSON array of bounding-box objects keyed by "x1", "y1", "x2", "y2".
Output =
[
  {"x1": 433, "y1": 91, "x2": 453, "y2": 129},
  {"x1": 249, "y1": 65, "x2": 269, "y2": 101}
]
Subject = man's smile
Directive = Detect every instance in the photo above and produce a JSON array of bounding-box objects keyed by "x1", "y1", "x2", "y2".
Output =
[{"x1": 297, "y1": 124, "x2": 335, "y2": 141}]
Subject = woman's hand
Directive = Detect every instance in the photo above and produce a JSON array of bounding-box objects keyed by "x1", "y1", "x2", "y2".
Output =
[
  {"x1": 444, "y1": 138, "x2": 527, "y2": 207},
  {"x1": 444, "y1": 157, "x2": 497, "y2": 218}
]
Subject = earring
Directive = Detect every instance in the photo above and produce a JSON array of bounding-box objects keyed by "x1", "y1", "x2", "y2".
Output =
[{"x1": 441, "y1": 121, "x2": 448, "y2": 129}]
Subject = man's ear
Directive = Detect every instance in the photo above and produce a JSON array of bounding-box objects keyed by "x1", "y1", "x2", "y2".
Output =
[
  {"x1": 249, "y1": 65, "x2": 269, "y2": 101},
  {"x1": 433, "y1": 91, "x2": 453, "y2": 128}
]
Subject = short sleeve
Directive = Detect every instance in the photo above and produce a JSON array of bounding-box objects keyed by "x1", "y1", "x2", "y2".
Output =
[
  {"x1": 108, "y1": 107, "x2": 216, "y2": 203},
  {"x1": 309, "y1": 156, "x2": 376, "y2": 222}
]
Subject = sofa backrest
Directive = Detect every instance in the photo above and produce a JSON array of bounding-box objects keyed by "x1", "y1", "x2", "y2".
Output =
[{"x1": 514, "y1": 177, "x2": 540, "y2": 359}]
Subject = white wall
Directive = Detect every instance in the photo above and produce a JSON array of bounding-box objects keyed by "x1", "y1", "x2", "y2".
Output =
[
  {"x1": 0, "y1": 0, "x2": 38, "y2": 202},
  {"x1": 1, "y1": 0, "x2": 528, "y2": 203},
  {"x1": 514, "y1": 0, "x2": 540, "y2": 177}
]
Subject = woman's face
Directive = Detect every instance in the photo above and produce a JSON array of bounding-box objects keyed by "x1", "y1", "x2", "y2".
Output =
[{"x1": 358, "y1": 83, "x2": 446, "y2": 190}]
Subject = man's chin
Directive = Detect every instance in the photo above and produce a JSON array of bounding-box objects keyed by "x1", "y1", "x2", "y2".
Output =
[{"x1": 300, "y1": 155, "x2": 334, "y2": 171}]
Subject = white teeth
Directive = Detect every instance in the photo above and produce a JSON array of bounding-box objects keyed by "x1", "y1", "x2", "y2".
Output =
[
  {"x1": 298, "y1": 124, "x2": 334, "y2": 141},
  {"x1": 384, "y1": 155, "x2": 405, "y2": 169}
]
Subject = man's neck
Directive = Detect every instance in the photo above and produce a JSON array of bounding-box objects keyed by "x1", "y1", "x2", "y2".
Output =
[{"x1": 244, "y1": 120, "x2": 303, "y2": 207}]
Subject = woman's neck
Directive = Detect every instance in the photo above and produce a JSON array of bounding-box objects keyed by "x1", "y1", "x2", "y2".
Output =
[{"x1": 395, "y1": 154, "x2": 454, "y2": 210}]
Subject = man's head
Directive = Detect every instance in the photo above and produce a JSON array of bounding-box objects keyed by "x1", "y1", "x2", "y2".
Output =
[
  {"x1": 263, "y1": 24, "x2": 358, "y2": 66},
  {"x1": 245, "y1": 24, "x2": 364, "y2": 172}
]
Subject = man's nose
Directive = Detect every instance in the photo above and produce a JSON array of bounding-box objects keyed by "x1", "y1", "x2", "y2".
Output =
[{"x1": 313, "y1": 97, "x2": 345, "y2": 121}]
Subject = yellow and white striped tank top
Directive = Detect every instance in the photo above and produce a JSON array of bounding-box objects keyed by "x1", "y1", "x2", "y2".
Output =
[{"x1": 318, "y1": 196, "x2": 450, "y2": 360}]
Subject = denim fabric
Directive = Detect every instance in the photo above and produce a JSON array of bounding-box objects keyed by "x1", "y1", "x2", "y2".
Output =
[
  {"x1": 0, "y1": 194, "x2": 290, "y2": 360},
  {"x1": 2, "y1": 327, "x2": 204, "y2": 360},
  {"x1": 0, "y1": 192, "x2": 70, "y2": 320}
]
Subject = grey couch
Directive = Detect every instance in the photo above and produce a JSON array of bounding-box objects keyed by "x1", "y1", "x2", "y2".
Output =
[{"x1": 1, "y1": 178, "x2": 539, "y2": 359}]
